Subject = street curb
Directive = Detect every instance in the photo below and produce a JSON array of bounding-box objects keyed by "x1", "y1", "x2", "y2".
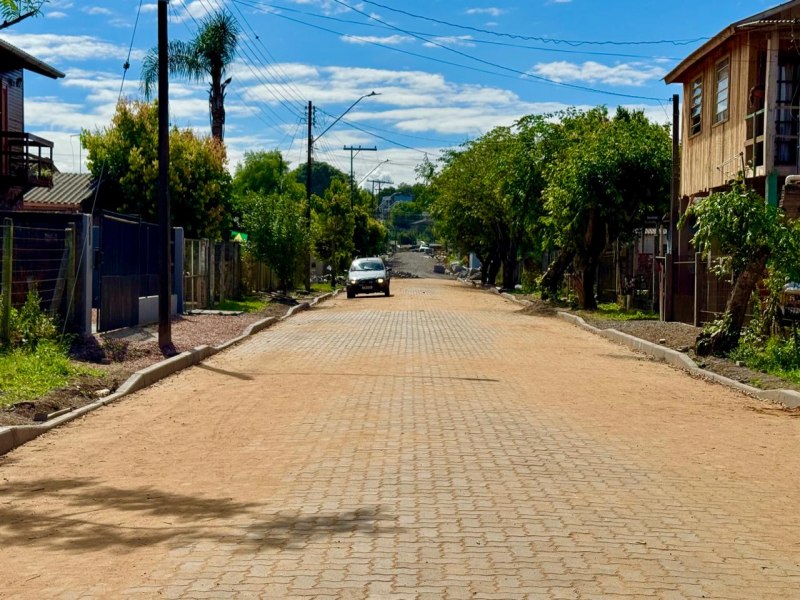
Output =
[
  {"x1": 0, "y1": 292, "x2": 336, "y2": 457},
  {"x1": 496, "y1": 291, "x2": 800, "y2": 410}
]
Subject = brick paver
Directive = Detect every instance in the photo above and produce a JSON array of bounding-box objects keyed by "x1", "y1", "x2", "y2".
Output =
[{"x1": 1, "y1": 279, "x2": 799, "y2": 599}]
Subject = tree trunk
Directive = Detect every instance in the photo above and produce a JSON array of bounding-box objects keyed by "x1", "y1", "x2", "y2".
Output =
[
  {"x1": 541, "y1": 248, "x2": 575, "y2": 300},
  {"x1": 573, "y1": 257, "x2": 599, "y2": 310},
  {"x1": 696, "y1": 248, "x2": 770, "y2": 356},
  {"x1": 209, "y1": 69, "x2": 225, "y2": 141},
  {"x1": 485, "y1": 254, "x2": 501, "y2": 286},
  {"x1": 501, "y1": 239, "x2": 518, "y2": 291}
]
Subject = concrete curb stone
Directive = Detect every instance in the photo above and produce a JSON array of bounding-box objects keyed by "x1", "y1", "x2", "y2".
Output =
[
  {"x1": 0, "y1": 292, "x2": 337, "y2": 456},
  {"x1": 497, "y1": 290, "x2": 800, "y2": 410}
]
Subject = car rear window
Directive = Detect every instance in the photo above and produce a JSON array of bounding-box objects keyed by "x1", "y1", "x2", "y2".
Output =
[{"x1": 353, "y1": 261, "x2": 383, "y2": 271}]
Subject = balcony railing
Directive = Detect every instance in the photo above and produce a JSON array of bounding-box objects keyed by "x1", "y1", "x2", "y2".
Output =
[
  {"x1": 0, "y1": 131, "x2": 55, "y2": 189},
  {"x1": 744, "y1": 105, "x2": 800, "y2": 174}
]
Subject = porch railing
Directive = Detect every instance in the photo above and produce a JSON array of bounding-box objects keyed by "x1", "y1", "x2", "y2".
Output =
[{"x1": 0, "y1": 131, "x2": 55, "y2": 189}]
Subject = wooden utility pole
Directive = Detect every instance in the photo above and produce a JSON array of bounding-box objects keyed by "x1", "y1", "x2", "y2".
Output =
[
  {"x1": 157, "y1": 0, "x2": 172, "y2": 351},
  {"x1": 305, "y1": 100, "x2": 313, "y2": 292},
  {"x1": 665, "y1": 93, "x2": 679, "y2": 322}
]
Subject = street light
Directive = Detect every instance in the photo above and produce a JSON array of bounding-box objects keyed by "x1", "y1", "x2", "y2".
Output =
[{"x1": 304, "y1": 91, "x2": 380, "y2": 291}]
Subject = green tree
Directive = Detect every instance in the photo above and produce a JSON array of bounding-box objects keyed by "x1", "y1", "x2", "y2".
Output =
[
  {"x1": 431, "y1": 120, "x2": 549, "y2": 287},
  {"x1": 292, "y1": 161, "x2": 349, "y2": 199},
  {"x1": 243, "y1": 190, "x2": 308, "y2": 293},
  {"x1": 0, "y1": 0, "x2": 46, "y2": 29},
  {"x1": 231, "y1": 150, "x2": 302, "y2": 230},
  {"x1": 682, "y1": 179, "x2": 800, "y2": 356},
  {"x1": 352, "y1": 188, "x2": 388, "y2": 257},
  {"x1": 81, "y1": 100, "x2": 232, "y2": 239},
  {"x1": 543, "y1": 107, "x2": 671, "y2": 308},
  {"x1": 141, "y1": 10, "x2": 239, "y2": 141},
  {"x1": 312, "y1": 179, "x2": 355, "y2": 288}
]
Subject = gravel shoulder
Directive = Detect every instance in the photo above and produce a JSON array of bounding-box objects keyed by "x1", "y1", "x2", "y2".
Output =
[{"x1": 516, "y1": 295, "x2": 800, "y2": 394}]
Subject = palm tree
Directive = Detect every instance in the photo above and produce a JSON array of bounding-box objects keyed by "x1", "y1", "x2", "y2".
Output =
[{"x1": 141, "y1": 10, "x2": 239, "y2": 141}]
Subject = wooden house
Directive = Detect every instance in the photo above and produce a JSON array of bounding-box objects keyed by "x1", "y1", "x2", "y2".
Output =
[
  {"x1": 0, "y1": 37, "x2": 64, "y2": 209},
  {"x1": 665, "y1": 0, "x2": 800, "y2": 211}
]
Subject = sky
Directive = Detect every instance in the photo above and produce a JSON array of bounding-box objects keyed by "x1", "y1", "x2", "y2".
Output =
[{"x1": 0, "y1": 0, "x2": 783, "y2": 189}]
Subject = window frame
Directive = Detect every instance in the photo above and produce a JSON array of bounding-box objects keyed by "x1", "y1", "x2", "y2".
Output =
[
  {"x1": 690, "y1": 75, "x2": 703, "y2": 137},
  {"x1": 714, "y1": 56, "x2": 730, "y2": 125}
]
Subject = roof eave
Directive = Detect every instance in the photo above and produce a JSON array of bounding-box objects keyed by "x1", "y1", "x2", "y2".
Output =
[
  {"x1": 0, "y1": 38, "x2": 64, "y2": 79},
  {"x1": 664, "y1": 0, "x2": 800, "y2": 85}
]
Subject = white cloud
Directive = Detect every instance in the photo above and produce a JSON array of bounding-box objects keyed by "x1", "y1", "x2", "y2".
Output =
[
  {"x1": 341, "y1": 35, "x2": 412, "y2": 45},
  {"x1": 47, "y1": 11, "x2": 68, "y2": 19},
  {"x1": 530, "y1": 61, "x2": 667, "y2": 87},
  {"x1": 466, "y1": 7, "x2": 505, "y2": 17},
  {"x1": 82, "y1": 6, "x2": 113, "y2": 16},
  {"x1": 168, "y1": 0, "x2": 226, "y2": 23},
  {"x1": 0, "y1": 32, "x2": 145, "y2": 63},
  {"x1": 423, "y1": 35, "x2": 476, "y2": 49}
]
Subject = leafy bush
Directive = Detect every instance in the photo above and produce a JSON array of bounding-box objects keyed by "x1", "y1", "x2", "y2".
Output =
[
  {"x1": 731, "y1": 329, "x2": 800, "y2": 383},
  {"x1": 2, "y1": 288, "x2": 60, "y2": 349}
]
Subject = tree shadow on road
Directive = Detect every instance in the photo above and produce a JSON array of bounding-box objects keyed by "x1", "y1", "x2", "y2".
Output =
[
  {"x1": 0, "y1": 478, "x2": 403, "y2": 553},
  {"x1": 237, "y1": 505, "x2": 405, "y2": 552},
  {"x1": 0, "y1": 477, "x2": 258, "y2": 552}
]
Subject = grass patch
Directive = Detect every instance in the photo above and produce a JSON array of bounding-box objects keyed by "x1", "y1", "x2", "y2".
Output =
[
  {"x1": 582, "y1": 302, "x2": 659, "y2": 321},
  {"x1": 0, "y1": 341, "x2": 101, "y2": 408},
  {"x1": 211, "y1": 296, "x2": 270, "y2": 313},
  {"x1": 730, "y1": 335, "x2": 800, "y2": 385}
]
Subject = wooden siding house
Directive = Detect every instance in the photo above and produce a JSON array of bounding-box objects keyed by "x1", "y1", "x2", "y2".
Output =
[
  {"x1": 662, "y1": 0, "x2": 800, "y2": 324},
  {"x1": 665, "y1": 0, "x2": 800, "y2": 211},
  {"x1": 0, "y1": 37, "x2": 64, "y2": 209}
]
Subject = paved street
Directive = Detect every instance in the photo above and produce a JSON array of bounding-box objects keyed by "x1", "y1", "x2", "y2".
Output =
[{"x1": 1, "y1": 279, "x2": 799, "y2": 599}]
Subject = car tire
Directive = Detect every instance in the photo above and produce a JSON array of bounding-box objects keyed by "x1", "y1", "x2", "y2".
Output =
[
  {"x1": 384, "y1": 287, "x2": 390, "y2": 297},
  {"x1": 347, "y1": 289, "x2": 355, "y2": 299}
]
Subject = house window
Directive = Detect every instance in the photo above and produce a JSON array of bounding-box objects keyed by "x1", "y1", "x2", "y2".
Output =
[
  {"x1": 690, "y1": 77, "x2": 703, "y2": 136},
  {"x1": 715, "y1": 58, "x2": 730, "y2": 123}
]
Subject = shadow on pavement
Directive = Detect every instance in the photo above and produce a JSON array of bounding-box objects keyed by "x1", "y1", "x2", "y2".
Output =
[
  {"x1": 238, "y1": 506, "x2": 405, "y2": 551},
  {"x1": 0, "y1": 478, "x2": 259, "y2": 551},
  {"x1": 0, "y1": 479, "x2": 403, "y2": 552},
  {"x1": 196, "y1": 364, "x2": 255, "y2": 381}
]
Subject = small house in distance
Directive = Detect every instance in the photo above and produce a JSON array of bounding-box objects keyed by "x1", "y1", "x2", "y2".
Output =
[
  {"x1": 0, "y1": 37, "x2": 64, "y2": 209},
  {"x1": 665, "y1": 0, "x2": 800, "y2": 214}
]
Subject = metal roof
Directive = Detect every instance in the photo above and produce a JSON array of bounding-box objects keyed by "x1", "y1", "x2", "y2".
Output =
[
  {"x1": 23, "y1": 172, "x2": 96, "y2": 212},
  {"x1": 665, "y1": 0, "x2": 800, "y2": 84},
  {"x1": 0, "y1": 37, "x2": 64, "y2": 79}
]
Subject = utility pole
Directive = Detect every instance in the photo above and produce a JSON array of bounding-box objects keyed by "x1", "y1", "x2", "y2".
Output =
[
  {"x1": 665, "y1": 92, "x2": 679, "y2": 322},
  {"x1": 369, "y1": 179, "x2": 391, "y2": 218},
  {"x1": 305, "y1": 101, "x2": 313, "y2": 292},
  {"x1": 157, "y1": 0, "x2": 172, "y2": 351},
  {"x1": 343, "y1": 145, "x2": 376, "y2": 209}
]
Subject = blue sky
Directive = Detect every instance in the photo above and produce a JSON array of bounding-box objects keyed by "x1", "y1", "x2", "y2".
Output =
[{"x1": 0, "y1": 0, "x2": 781, "y2": 186}]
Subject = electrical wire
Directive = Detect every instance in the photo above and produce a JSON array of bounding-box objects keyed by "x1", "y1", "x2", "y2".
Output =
[
  {"x1": 233, "y1": 0, "x2": 684, "y2": 61},
  {"x1": 356, "y1": 0, "x2": 709, "y2": 47}
]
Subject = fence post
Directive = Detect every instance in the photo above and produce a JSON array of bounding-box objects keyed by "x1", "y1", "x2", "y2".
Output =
[
  {"x1": 64, "y1": 225, "x2": 76, "y2": 326},
  {"x1": 693, "y1": 252, "x2": 701, "y2": 327},
  {"x1": 1, "y1": 218, "x2": 12, "y2": 345}
]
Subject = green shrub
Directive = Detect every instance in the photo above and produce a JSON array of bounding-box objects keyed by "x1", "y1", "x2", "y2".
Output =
[{"x1": 2, "y1": 288, "x2": 60, "y2": 349}]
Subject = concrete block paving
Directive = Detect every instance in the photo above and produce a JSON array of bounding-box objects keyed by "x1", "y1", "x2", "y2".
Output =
[{"x1": 1, "y1": 279, "x2": 799, "y2": 598}]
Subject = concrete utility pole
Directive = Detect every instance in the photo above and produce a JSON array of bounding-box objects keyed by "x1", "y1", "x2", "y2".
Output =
[
  {"x1": 369, "y1": 179, "x2": 391, "y2": 217},
  {"x1": 343, "y1": 145, "x2": 376, "y2": 209},
  {"x1": 157, "y1": 0, "x2": 172, "y2": 351},
  {"x1": 305, "y1": 101, "x2": 313, "y2": 292}
]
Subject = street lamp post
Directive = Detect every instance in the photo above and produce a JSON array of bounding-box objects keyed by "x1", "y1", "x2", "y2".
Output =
[{"x1": 305, "y1": 91, "x2": 380, "y2": 291}]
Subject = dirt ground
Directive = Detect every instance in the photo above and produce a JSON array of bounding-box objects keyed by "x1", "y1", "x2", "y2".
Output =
[{"x1": 0, "y1": 297, "x2": 299, "y2": 426}]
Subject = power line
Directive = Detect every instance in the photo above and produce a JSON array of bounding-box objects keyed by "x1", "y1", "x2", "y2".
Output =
[
  {"x1": 357, "y1": 0, "x2": 708, "y2": 47},
  {"x1": 329, "y1": 0, "x2": 665, "y2": 102},
  {"x1": 232, "y1": 0, "x2": 684, "y2": 60},
  {"x1": 243, "y1": 0, "x2": 665, "y2": 102}
]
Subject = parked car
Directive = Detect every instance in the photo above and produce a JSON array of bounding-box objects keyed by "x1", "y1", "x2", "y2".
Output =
[{"x1": 347, "y1": 257, "x2": 391, "y2": 298}]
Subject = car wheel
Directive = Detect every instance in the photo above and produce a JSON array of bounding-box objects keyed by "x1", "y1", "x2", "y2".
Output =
[
  {"x1": 347, "y1": 289, "x2": 355, "y2": 298},
  {"x1": 384, "y1": 286, "x2": 390, "y2": 297}
]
